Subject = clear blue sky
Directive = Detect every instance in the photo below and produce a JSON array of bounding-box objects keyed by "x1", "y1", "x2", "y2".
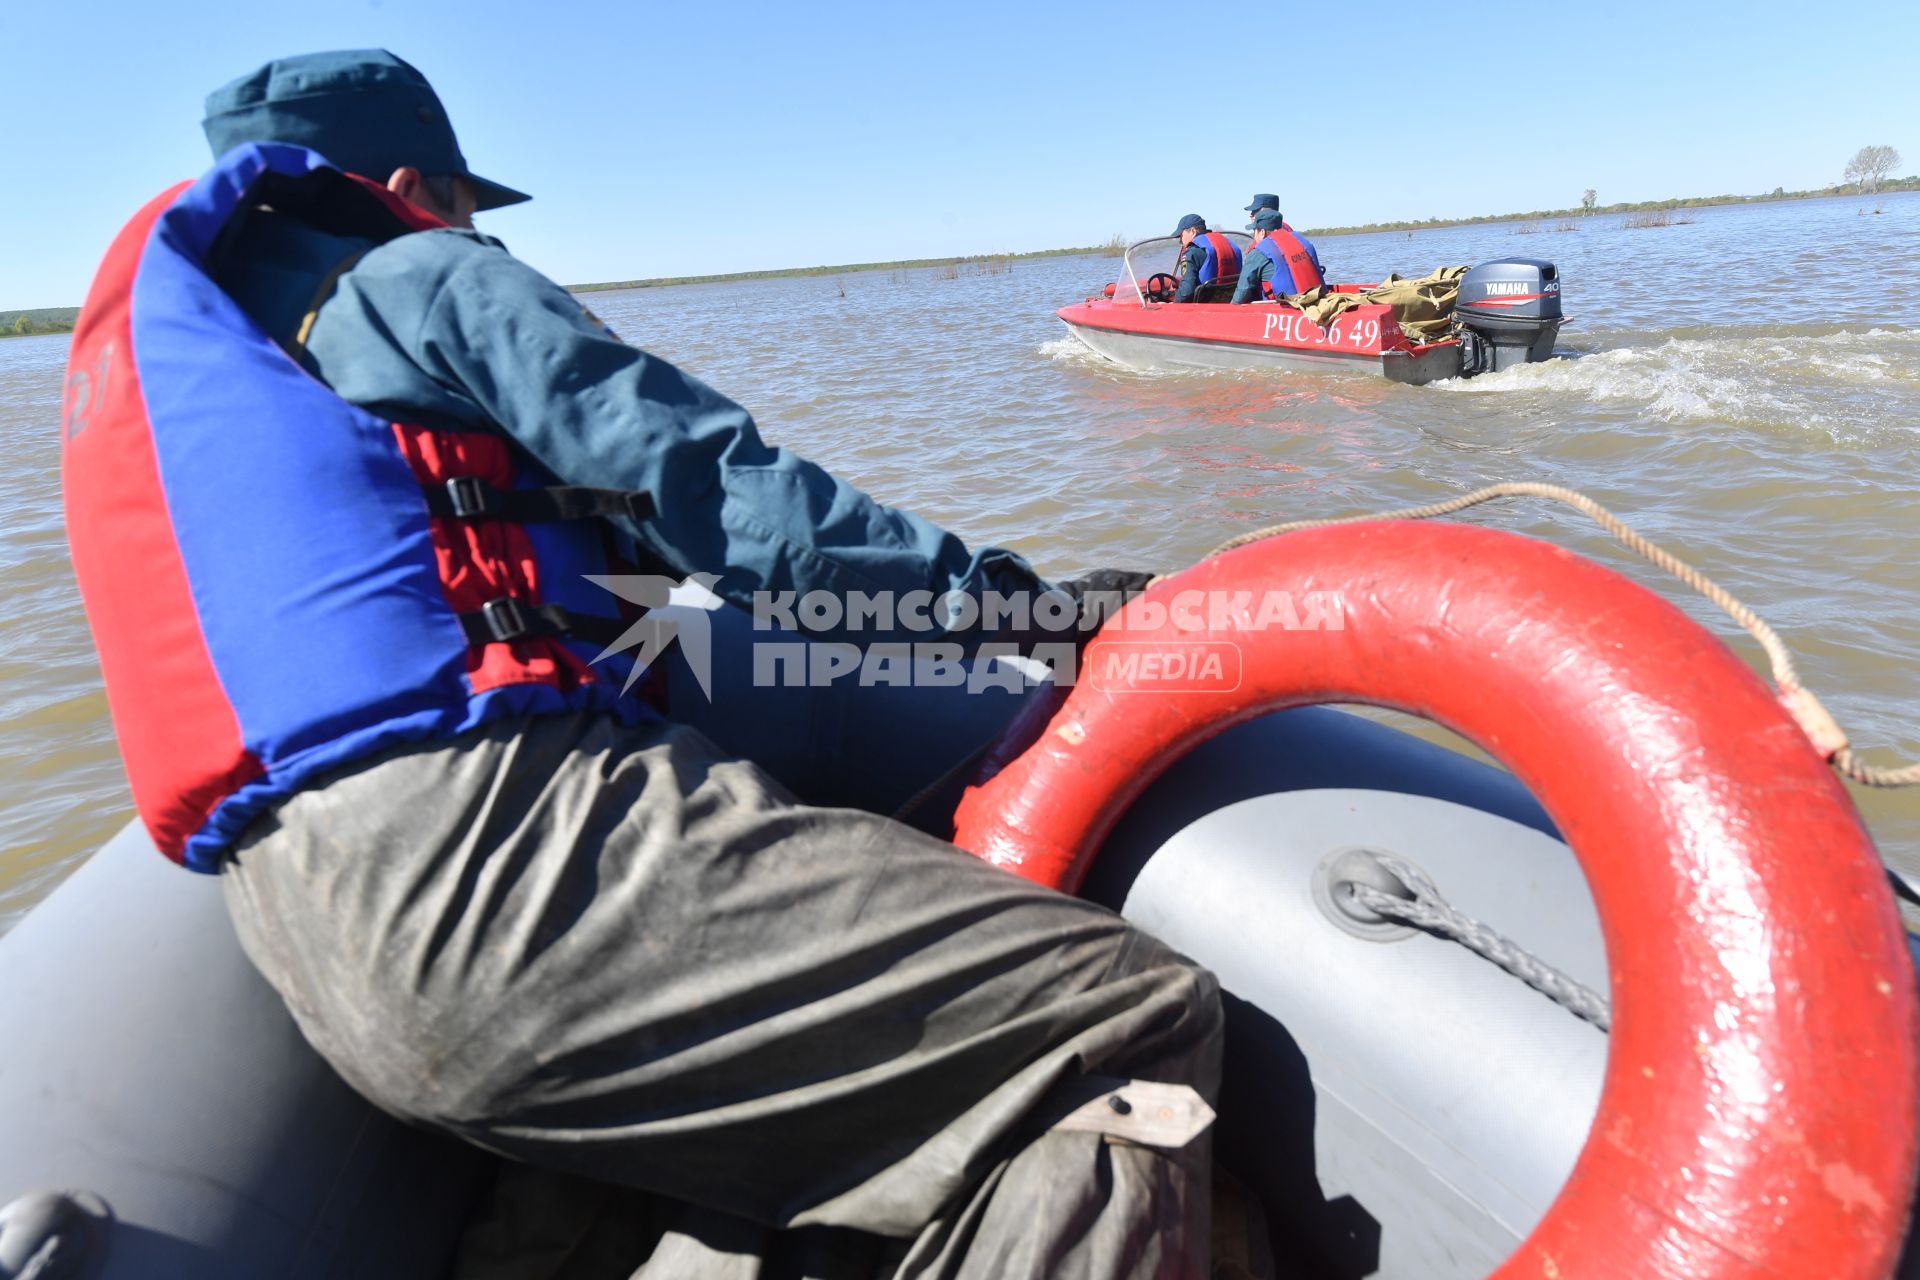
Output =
[{"x1": 3, "y1": 0, "x2": 1915, "y2": 308}]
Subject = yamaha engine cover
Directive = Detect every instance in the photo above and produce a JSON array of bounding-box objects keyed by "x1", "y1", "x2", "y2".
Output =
[{"x1": 1457, "y1": 259, "x2": 1562, "y2": 372}]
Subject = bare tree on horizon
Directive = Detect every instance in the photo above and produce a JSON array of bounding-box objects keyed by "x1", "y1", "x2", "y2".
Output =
[
  {"x1": 1844, "y1": 145, "x2": 1902, "y2": 194},
  {"x1": 1581, "y1": 188, "x2": 1597, "y2": 214}
]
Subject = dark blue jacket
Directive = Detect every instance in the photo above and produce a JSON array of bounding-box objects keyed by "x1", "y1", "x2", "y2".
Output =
[{"x1": 212, "y1": 195, "x2": 1048, "y2": 652}]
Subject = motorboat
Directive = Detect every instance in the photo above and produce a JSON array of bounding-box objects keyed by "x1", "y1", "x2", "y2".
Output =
[{"x1": 1058, "y1": 234, "x2": 1564, "y2": 385}]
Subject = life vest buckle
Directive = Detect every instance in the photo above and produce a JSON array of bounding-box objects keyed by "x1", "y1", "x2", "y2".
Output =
[
  {"x1": 426, "y1": 475, "x2": 657, "y2": 526},
  {"x1": 445, "y1": 475, "x2": 489, "y2": 519},
  {"x1": 478, "y1": 595, "x2": 531, "y2": 643}
]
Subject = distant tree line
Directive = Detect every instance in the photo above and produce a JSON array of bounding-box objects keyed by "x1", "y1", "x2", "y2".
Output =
[
  {"x1": 9, "y1": 147, "x2": 1914, "y2": 309},
  {"x1": 1307, "y1": 167, "x2": 1917, "y2": 239},
  {"x1": 569, "y1": 245, "x2": 1107, "y2": 293},
  {"x1": 0, "y1": 307, "x2": 79, "y2": 337}
]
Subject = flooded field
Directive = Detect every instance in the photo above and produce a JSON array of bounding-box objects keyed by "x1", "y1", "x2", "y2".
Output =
[{"x1": 5, "y1": 190, "x2": 1920, "y2": 927}]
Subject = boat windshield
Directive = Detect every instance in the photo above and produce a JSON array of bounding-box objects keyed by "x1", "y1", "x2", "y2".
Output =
[{"x1": 1113, "y1": 231, "x2": 1255, "y2": 304}]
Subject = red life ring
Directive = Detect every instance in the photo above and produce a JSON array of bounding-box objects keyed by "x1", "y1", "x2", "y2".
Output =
[{"x1": 952, "y1": 521, "x2": 1918, "y2": 1279}]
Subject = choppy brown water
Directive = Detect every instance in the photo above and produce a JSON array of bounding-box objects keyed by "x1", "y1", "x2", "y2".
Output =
[{"x1": 5, "y1": 191, "x2": 1920, "y2": 931}]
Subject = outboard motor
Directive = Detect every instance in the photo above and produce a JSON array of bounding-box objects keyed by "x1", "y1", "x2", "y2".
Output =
[{"x1": 1457, "y1": 258, "x2": 1562, "y2": 375}]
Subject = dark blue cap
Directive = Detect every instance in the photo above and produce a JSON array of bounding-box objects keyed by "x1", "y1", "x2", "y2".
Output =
[
  {"x1": 1247, "y1": 209, "x2": 1286, "y2": 231},
  {"x1": 203, "y1": 50, "x2": 530, "y2": 210},
  {"x1": 1173, "y1": 213, "x2": 1206, "y2": 235},
  {"x1": 1244, "y1": 193, "x2": 1279, "y2": 213}
]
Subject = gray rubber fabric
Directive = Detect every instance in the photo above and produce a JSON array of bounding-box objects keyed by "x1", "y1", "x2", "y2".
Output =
[{"x1": 219, "y1": 711, "x2": 1222, "y2": 1279}]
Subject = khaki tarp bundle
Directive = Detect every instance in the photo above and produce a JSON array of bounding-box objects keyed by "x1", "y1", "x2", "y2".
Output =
[{"x1": 1286, "y1": 264, "x2": 1469, "y2": 341}]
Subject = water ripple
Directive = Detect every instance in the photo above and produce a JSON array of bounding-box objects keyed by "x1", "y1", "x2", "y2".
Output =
[{"x1": 5, "y1": 192, "x2": 1920, "y2": 929}]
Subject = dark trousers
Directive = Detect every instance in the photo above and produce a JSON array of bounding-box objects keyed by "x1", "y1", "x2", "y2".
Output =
[{"x1": 221, "y1": 710, "x2": 1222, "y2": 1277}]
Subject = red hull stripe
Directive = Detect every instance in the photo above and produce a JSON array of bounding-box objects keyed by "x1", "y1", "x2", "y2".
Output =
[
  {"x1": 62, "y1": 185, "x2": 263, "y2": 861},
  {"x1": 1465, "y1": 292, "x2": 1550, "y2": 307}
]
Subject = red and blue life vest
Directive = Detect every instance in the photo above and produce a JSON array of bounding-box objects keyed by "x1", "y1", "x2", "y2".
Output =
[
  {"x1": 61, "y1": 143, "x2": 654, "y2": 872},
  {"x1": 1194, "y1": 231, "x2": 1242, "y2": 285},
  {"x1": 1253, "y1": 228, "x2": 1325, "y2": 297}
]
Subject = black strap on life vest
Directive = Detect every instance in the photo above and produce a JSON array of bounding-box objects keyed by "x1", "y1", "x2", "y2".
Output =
[
  {"x1": 423, "y1": 475, "x2": 657, "y2": 524},
  {"x1": 457, "y1": 596, "x2": 635, "y2": 648},
  {"x1": 428, "y1": 478, "x2": 659, "y2": 653}
]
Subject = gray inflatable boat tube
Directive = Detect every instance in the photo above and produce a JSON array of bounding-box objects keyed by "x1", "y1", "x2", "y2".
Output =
[
  {"x1": 0, "y1": 822, "x2": 488, "y2": 1278},
  {"x1": 2, "y1": 704, "x2": 1914, "y2": 1278}
]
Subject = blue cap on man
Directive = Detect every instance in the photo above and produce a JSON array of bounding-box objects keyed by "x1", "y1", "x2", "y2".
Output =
[
  {"x1": 1244, "y1": 193, "x2": 1279, "y2": 214},
  {"x1": 1173, "y1": 213, "x2": 1206, "y2": 235},
  {"x1": 1247, "y1": 209, "x2": 1286, "y2": 231},
  {"x1": 202, "y1": 49, "x2": 531, "y2": 210}
]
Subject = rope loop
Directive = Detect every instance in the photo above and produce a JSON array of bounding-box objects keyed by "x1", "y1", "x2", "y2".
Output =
[
  {"x1": 1342, "y1": 851, "x2": 1613, "y2": 1030},
  {"x1": 1206, "y1": 482, "x2": 1919, "y2": 788}
]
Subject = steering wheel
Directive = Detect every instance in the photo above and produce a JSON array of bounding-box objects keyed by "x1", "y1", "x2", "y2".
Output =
[{"x1": 1144, "y1": 272, "x2": 1179, "y2": 303}]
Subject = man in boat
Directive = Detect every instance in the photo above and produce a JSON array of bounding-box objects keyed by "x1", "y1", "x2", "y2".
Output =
[
  {"x1": 1232, "y1": 207, "x2": 1327, "y2": 304},
  {"x1": 65, "y1": 48, "x2": 1222, "y2": 1279},
  {"x1": 1243, "y1": 192, "x2": 1279, "y2": 221},
  {"x1": 1171, "y1": 213, "x2": 1241, "y2": 303}
]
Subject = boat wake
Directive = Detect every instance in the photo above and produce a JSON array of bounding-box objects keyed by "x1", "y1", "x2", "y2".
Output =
[
  {"x1": 1435, "y1": 327, "x2": 1920, "y2": 442},
  {"x1": 1037, "y1": 335, "x2": 1275, "y2": 382},
  {"x1": 1038, "y1": 334, "x2": 1149, "y2": 372}
]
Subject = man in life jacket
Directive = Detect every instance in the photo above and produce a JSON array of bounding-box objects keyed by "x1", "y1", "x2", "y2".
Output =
[
  {"x1": 1171, "y1": 213, "x2": 1241, "y2": 303},
  {"x1": 1233, "y1": 207, "x2": 1327, "y2": 304},
  {"x1": 60, "y1": 49, "x2": 1221, "y2": 1278}
]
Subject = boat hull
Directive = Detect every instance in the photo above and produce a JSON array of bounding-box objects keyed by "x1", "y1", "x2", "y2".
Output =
[
  {"x1": 1062, "y1": 317, "x2": 1462, "y2": 383},
  {"x1": 1058, "y1": 297, "x2": 1464, "y2": 385}
]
